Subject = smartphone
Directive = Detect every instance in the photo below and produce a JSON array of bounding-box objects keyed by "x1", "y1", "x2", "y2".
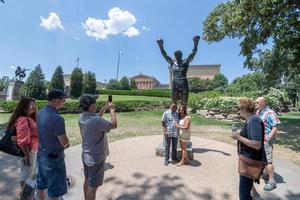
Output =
[{"x1": 108, "y1": 95, "x2": 112, "y2": 103}]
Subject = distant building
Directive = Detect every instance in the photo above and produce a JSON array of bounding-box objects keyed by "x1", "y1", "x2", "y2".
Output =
[
  {"x1": 186, "y1": 64, "x2": 221, "y2": 80},
  {"x1": 131, "y1": 73, "x2": 161, "y2": 90},
  {"x1": 63, "y1": 74, "x2": 104, "y2": 94}
]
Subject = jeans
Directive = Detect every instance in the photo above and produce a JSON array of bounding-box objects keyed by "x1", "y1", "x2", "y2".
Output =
[
  {"x1": 239, "y1": 175, "x2": 253, "y2": 200},
  {"x1": 164, "y1": 136, "x2": 178, "y2": 162}
]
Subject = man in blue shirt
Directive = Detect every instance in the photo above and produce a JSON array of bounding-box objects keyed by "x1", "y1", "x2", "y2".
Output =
[
  {"x1": 161, "y1": 102, "x2": 179, "y2": 166},
  {"x1": 36, "y1": 89, "x2": 70, "y2": 200}
]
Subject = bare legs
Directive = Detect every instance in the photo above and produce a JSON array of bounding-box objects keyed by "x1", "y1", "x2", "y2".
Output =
[
  {"x1": 177, "y1": 140, "x2": 188, "y2": 166},
  {"x1": 84, "y1": 179, "x2": 98, "y2": 200}
]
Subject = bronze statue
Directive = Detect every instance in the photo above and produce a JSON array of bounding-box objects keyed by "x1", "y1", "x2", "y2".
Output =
[
  {"x1": 157, "y1": 35, "x2": 200, "y2": 105},
  {"x1": 14, "y1": 66, "x2": 30, "y2": 81}
]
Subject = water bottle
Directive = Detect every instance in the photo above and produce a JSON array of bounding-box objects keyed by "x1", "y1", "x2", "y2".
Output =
[{"x1": 231, "y1": 124, "x2": 237, "y2": 135}]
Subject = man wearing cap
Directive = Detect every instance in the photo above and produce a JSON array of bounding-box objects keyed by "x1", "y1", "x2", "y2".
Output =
[
  {"x1": 78, "y1": 94, "x2": 117, "y2": 200},
  {"x1": 36, "y1": 89, "x2": 70, "y2": 200}
]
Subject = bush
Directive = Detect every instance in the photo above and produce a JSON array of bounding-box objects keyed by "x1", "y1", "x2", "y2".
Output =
[
  {"x1": 97, "y1": 89, "x2": 170, "y2": 98},
  {"x1": 194, "y1": 96, "x2": 241, "y2": 113},
  {"x1": 0, "y1": 99, "x2": 170, "y2": 113},
  {"x1": 188, "y1": 91, "x2": 223, "y2": 112}
]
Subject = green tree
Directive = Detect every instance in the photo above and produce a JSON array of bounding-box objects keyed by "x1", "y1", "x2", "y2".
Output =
[
  {"x1": 106, "y1": 79, "x2": 121, "y2": 90},
  {"x1": 119, "y1": 76, "x2": 130, "y2": 90},
  {"x1": 49, "y1": 66, "x2": 65, "y2": 91},
  {"x1": 23, "y1": 64, "x2": 47, "y2": 99},
  {"x1": 83, "y1": 71, "x2": 97, "y2": 94},
  {"x1": 70, "y1": 67, "x2": 83, "y2": 98},
  {"x1": 129, "y1": 78, "x2": 137, "y2": 89},
  {"x1": 212, "y1": 73, "x2": 228, "y2": 90},
  {"x1": 203, "y1": 0, "x2": 300, "y2": 82},
  {"x1": 0, "y1": 76, "x2": 9, "y2": 91},
  {"x1": 226, "y1": 72, "x2": 265, "y2": 95},
  {"x1": 188, "y1": 77, "x2": 213, "y2": 93}
]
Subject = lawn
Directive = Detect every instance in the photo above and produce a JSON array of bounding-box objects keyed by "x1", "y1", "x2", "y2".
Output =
[{"x1": 95, "y1": 95, "x2": 169, "y2": 102}]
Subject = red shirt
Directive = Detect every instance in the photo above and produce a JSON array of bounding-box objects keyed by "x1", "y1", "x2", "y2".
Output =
[{"x1": 16, "y1": 116, "x2": 39, "y2": 152}]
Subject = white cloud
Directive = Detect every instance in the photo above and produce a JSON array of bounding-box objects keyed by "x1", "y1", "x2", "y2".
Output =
[
  {"x1": 83, "y1": 7, "x2": 140, "y2": 41},
  {"x1": 40, "y1": 12, "x2": 64, "y2": 31},
  {"x1": 10, "y1": 65, "x2": 16, "y2": 69},
  {"x1": 142, "y1": 26, "x2": 150, "y2": 31},
  {"x1": 74, "y1": 36, "x2": 80, "y2": 40}
]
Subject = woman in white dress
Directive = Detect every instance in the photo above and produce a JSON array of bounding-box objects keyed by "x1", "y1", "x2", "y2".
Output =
[{"x1": 174, "y1": 105, "x2": 191, "y2": 166}]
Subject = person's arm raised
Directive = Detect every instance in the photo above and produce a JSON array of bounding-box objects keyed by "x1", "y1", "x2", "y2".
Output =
[
  {"x1": 157, "y1": 39, "x2": 173, "y2": 65},
  {"x1": 187, "y1": 35, "x2": 200, "y2": 63}
]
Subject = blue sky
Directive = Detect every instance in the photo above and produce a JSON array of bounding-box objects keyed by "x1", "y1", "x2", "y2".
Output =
[{"x1": 0, "y1": 0, "x2": 251, "y2": 84}]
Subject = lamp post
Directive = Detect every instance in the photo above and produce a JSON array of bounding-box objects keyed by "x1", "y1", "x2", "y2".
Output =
[{"x1": 116, "y1": 50, "x2": 122, "y2": 80}]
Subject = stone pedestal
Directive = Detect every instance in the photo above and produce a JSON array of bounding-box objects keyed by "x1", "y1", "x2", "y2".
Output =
[
  {"x1": 155, "y1": 136, "x2": 194, "y2": 160},
  {"x1": 6, "y1": 80, "x2": 23, "y2": 101}
]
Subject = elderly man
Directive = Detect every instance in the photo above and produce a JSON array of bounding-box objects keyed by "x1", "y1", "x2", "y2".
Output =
[
  {"x1": 78, "y1": 94, "x2": 117, "y2": 200},
  {"x1": 256, "y1": 97, "x2": 281, "y2": 191},
  {"x1": 161, "y1": 102, "x2": 179, "y2": 166}
]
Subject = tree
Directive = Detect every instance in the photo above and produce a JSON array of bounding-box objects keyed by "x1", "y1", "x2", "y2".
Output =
[
  {"x1": 70, "y1": 67, "x2": 83, "y2": 98},
  {"x1": 203, "y1": 0, "x2": 300, "y2": 82},
  {"x1": 106, "y1": 79, "x2": 121, "y2": 90},
  {"x1": 83, "y1": 71, "x2": 97, "y2": 94},
  {"x1": 188, "y1": 77, "x2": 213, "y2": 93},
  {"x1": 119, "y1": 76, "x2": 130, "y2": 90},
  {"x1": 0, "y1": 76, "x2": 9, "y2": 92},
  {"x1": 23, "y1": 64, "x2": 47, "y2": 99},
  {"x1": 226, "y1": 72, "x2": 265, "y2": 94},
  {"x1": 49, "y1": 66, "x2": 65, "y2": 91},
  {"x1": 212, "y1": 73, "x2": 228, "y2": 90},
  {"x1": 129, "y1": 78, "x2": 137, "y2": 89}
]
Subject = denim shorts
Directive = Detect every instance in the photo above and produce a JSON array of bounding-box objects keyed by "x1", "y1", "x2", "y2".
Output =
[{"x1": 36, "y1": 154, "x2": 67, "y2": 198}]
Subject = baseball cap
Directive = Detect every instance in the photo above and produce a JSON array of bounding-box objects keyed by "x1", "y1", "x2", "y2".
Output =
[
  {"x1": 79, "y1": 94, "x2": 98, "y2": 110},
  {"x1": 48, "y1": 89, "x2": 66, "y2": 101}
]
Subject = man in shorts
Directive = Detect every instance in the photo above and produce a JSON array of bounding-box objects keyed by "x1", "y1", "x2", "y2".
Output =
[
  {"x1": 78, "y1": 94, "x2": 117, "y2": 200},
  {"x1": 256, "y1": 97, "x2": 281, "y2": 191},
  {"x1": 36, "y1": 89, "x2": 70, "y2": 200}
]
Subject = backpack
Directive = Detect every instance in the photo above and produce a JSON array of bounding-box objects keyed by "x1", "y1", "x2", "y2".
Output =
[{"x1": 0, "y1": 127, "x2": 25, "y2": 157}]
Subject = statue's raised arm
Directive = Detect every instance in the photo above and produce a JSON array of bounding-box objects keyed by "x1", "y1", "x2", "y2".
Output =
[
  {"x1": 186, "y1": 35, "x2": 200, "y2": 63},
  {"x1": 157, "y1": 39, "x2": 173, "y2": 65}
]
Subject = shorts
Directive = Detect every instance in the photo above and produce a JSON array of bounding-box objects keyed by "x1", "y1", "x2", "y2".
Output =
[
  {"x1": 36, "y1": 154, "x2": 67, "y2": 198},
  {"x1": 264, "y1": 142, "x2": 273, "y2": 164},
  {"x1": 20, "y1": 150, "x2": 37, "y2": 181},
  {"x1": 83, "y1": 160, "x2": 105, "y2": 187}
]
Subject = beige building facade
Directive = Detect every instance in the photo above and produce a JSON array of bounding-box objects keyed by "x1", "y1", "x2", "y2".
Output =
[
  {"x1": 186, "y1": 64, "x2": 221, "y2": 80},
  {"x1": 131, "y1": 73, "x2": 160, "y2": 90}
]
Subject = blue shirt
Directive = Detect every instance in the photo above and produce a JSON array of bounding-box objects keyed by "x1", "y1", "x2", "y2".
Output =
[
  {"x1": 37, "y1": 105, "x2": 66, "y2": 156},
  {"x1": 161, "y1": 109, "x2": 179, "y2": 137}
]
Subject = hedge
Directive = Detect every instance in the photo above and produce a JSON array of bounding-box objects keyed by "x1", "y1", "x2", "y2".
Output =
[
  {"x1": 97, "y1": 89, "x2": 170, "y2": 98},
  {"x1": 0, "y1": 99, "x2": 170, "y2": 114}
]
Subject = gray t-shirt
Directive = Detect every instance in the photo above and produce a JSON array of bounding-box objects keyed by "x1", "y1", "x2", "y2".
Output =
[
  {"x1": 37, "y1": 105, "x2": 66, "y2": 156},
  {"x1": 79, "y1": 112, "x2": 113, "y2": 166}
]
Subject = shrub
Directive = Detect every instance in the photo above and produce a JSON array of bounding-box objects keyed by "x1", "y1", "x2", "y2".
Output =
[
  {"x1": 194, "y1": 96, "x2": 241, "y2": 113},
  {"x1": 97, "y1": 89, "x2": 170, "y2": 98}
]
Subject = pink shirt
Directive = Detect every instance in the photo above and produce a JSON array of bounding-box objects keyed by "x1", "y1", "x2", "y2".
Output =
[{"x1": 16, "y1": 116, "x2": 39, "y2": 152}]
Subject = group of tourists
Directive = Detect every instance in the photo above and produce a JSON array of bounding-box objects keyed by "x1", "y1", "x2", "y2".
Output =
[
  {"x1": 161, "y1": 97, "x2": 280, "y2": 200},
  {"x1": 5, "y1": 89, "x2": 117, "y2": 200},
  {"x1": 4, "y1": 88, "x2": 281, "y2": 200}
]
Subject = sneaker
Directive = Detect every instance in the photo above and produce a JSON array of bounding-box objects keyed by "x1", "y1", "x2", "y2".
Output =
[
  {"x1": 164, "y1": 161, "x2": 169, "y2": 166},
  {"x1": 264, "y1": 180, "x2": 277, "y2": 191}
]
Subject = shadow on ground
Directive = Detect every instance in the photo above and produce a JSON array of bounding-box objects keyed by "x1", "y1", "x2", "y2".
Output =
[
  {"x1": 193, "y1": 148, "x2": 231, "y2": 156},
  {"x1": 276, "y1": 122, "x2": 300, "y2": 152},
  {"x1": 104, "y1": 172, "x2": 232, "y2": 200}
]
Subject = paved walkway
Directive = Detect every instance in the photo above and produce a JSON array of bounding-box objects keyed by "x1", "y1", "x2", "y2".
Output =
[{"x1": 1, "y1": 135, "x2": 300, "y2": 200}]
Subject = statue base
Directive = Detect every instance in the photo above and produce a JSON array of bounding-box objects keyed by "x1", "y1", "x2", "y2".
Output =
[{"x1": 155, "y1": 136, "x2": 194, "y2": 160}]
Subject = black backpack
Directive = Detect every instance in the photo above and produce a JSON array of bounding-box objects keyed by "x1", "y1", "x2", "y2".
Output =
[{"x1": 0, "y1": 127, "x2": 25, "y2": 157}]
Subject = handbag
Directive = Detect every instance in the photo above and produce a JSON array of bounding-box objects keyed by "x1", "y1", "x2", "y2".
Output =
[
  {"x1": 0, "y1": 127, "x2": 25, "y2": 157},
  {"x1": 238, "y1": 121, "x2": 265, "y2": 179}
]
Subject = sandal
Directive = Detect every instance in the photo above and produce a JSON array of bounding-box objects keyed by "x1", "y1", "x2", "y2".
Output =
[
  {"x1": 176, "y1": 162, "x2": 184, "y2": 167},
  {"x1": 264, "y1": 181, "x2": 277, "y2": 191}
]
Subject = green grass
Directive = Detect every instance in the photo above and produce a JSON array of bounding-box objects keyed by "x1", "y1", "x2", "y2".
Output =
[{"x1": 279, "y1": 112, "x2": 300, "y2": 125}]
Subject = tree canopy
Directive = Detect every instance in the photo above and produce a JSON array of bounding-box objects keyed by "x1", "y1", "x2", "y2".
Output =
[
  {"x1": 203, "y1": 0, "x2": 300, "y2": 81},
  {"x1": 50, "y1": 66, "x2": 65, "y2": 91},
  {"x1": 83, "y1": 71, "x2": 97, "y2": 94},
  {"x1": 70, "y1": 67, "x2": 83, "y2": 98}
]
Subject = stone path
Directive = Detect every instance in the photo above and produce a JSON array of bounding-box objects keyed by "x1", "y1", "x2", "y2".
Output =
[{"x1": 1, "y1": 135, "x2": 300, "y2": 200}]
